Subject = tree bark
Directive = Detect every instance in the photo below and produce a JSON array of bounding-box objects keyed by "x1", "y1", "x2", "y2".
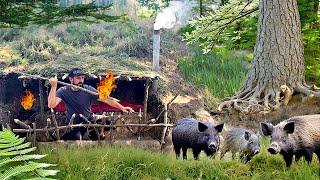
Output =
[{"x1": 218, "y1": 0, "x2": 319, "y2": 114}]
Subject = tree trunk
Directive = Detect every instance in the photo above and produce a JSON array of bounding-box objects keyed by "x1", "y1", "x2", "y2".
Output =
[{"x1": 218, "y1": 0, "x2": 320, "y2": 114}]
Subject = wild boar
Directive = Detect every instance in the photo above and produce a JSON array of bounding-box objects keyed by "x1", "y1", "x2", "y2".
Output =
[
  {"x1": 172, "y1": 118, "x2": 224, "y2": 160},
  {"x1": 220, "y1": 127, "x2": 261, "y2": 163},
  {"x1": 261, "y1": 114, "x2": 320, "y2": 167}
]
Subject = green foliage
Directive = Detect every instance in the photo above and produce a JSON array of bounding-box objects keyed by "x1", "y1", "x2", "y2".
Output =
[
  {"x1": 297, "y1": 0, "x2": 319, "y2": 27},
  {"x1": 0, "y1": 128, "x2": 58, "y2": 179},
  {"x1": 0, "y1": 1, "x2": 121, "y2": 28},
  {"x1": 14, "y1": 35, "x2": 63, "y2": 64},
  {"x1": 303, "y1": 27, "x2": 320, "y2": 85},
  {"x1": 184, "y1": 0, "x2": 320, "y2": 86},
  {"x1": 178, "y1": 47, "x2": 249, "y2": 100},
  {"x1": 184, "y1": 0, "x2": 259, "y2": 53},
  {"x1": 0, "y1": 46, "x2": 29, "y2": 67},
  {"x1": 135, "y1": 0, "x2": 168, "y2": 18},
  {"x1": 38, "y1": 139, "x2": 320, "y2": 179}
]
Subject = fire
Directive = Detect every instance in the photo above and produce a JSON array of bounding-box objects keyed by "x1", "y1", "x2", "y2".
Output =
[
  {"x1": 20, "y1": 90, "x2": 36, "y2": 110},
  {"x1": 97, "y1": 69, "x2": 116, "y2": 100}
]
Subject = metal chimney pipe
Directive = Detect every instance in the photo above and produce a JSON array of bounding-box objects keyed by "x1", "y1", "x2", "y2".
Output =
[{"x1": 152, "y1": 29, "x2": 160, "y2": 72}]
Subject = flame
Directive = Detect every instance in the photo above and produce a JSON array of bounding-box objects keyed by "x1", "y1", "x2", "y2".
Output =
[
  {"x1": 97, "y1": 69, "x2": 116, "y2": 100},
  {"x1": 20, "y1": 90, "x2": 36, "y2": 110}
]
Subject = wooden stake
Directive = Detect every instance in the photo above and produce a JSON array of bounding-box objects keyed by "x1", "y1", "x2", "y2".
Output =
[
  {"x1": 138, "y1": 108, "x2": 142, "y2": 140},
  {"x1": 38, "y1": 80, "x2": 45, "y2": 127},
  {"x1": 161, "y1": 104, "x2": 168, "y2": 149},
  {"x1": 32, "y1": 122, "x2": 36, "y2": 147},
  {"x1": 50, "y1": 108, "x2": 60, "y2": 140},
  {"x1": 143, "y1": 78, "x2": 150, "y2": 123}
]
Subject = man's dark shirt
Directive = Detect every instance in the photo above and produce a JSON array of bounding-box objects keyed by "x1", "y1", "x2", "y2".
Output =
[{"x1": 56, "y1": 85, "x2": 98, "y2": 123}]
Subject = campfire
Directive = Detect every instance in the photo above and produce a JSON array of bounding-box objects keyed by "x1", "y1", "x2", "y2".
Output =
[
  {"x1": 97, "y1": 69, "x2": 116, "y2": 100},
  {"x1": 20, "y1": 90, "x2": 36, "y2": 110}
]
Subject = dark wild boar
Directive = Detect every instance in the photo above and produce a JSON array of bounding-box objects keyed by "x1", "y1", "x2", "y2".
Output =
[{"x1": 172, "y1": 118, "x2": 224, "y2": 160}]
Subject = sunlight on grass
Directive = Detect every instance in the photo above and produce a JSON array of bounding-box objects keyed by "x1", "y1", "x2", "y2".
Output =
[{"x1": 38, "y1": 143, "x2": 320, "y2": 180}]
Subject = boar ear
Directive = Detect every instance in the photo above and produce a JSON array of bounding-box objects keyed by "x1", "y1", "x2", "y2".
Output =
[
  {"x1": 244, "y1": 131, "x2": 251, "y2": 141},
  {"x1": 214, "y1": 123, "x2": 224, "y2": 133},
  {"x1": 198, "y1": 122, "x2": 208, "y2": 132},
  {"x1": 283, "y1": 121, "x2": 294, "y2": 134},
  {"x1": 260, "y1": 122, "x2": 273, "y2": 136}
]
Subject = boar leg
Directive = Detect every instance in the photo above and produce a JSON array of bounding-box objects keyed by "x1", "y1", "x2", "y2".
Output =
[
  {"x1": 315, "y1": 150, "x2": 320, "y2": 162},
  {"x1": 220, "y1": 146, "x2": 228, "y2": 160},
  {"x1": 282, "y1": 152, "x2": 293, "y2": 167},
  {"x1": 303, "y1": 150, "x2": 313, "y2": 164},
  {"x1": 295, "y1": 153, "x2": 302, "y2": 162},
  {"x1": 231, "y1": 150, "x2": 237, "y2": 160},
  {"x1": 244, "y1": 155, "x2": 252, "y2": 163},
  {"x1": 193, "y1": 148, "x2": 201, "y2": 160},
  {"x1": 174, "y1": 146, "x2": 181, "y2": 159},
  {"x1": 182, "y1": 147, "x2": 188, "y2": 160}
]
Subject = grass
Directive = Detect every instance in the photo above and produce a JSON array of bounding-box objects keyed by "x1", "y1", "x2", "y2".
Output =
[
  {"x1": 178, "y1": 47, "x2": 249, "y2": 100},
  {"x1": 0, "y1": 20, "x2": 156, "y2": 75},
  {"x1": 38, "y1": 138, "x2": 320, "y2": 179}
]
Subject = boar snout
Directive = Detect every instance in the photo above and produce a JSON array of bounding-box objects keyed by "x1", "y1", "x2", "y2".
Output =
[
  {"x1": 268, "y1": 143, "x2": 279, "y2": 154},
  {"x1": 253, "y1": 149, "x2": 260, "y2": 155},
  {"x1": 208, "y1": 143, "x2": 217, "y2": 152}
]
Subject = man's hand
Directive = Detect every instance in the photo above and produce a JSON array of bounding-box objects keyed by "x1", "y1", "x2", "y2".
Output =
[
  {"x1": 121, "y1": 106, "x2": 134, "y2": 113},
  {"x1": 49, "y1": 76, "x2": 58, "y2": 87}
]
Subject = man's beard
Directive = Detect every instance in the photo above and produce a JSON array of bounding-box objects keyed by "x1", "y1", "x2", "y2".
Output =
[
  {"x1": 71, "y1": 83, "x2": 84, "y2": 91},
  {"x1": 76, "y1": 83, "x2": 84, "y2": 88}
]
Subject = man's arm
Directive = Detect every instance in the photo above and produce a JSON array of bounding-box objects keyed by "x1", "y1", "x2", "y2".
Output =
[
  {"x1": 48, "y1": 76, "x2": 62, "y2": 108},
  {"x1": 99, "y1": 98, "x2": 134, "y2": 113}
]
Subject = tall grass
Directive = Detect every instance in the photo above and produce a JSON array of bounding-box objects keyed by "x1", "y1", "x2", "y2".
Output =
[
  {"x1": 0, "y1": 20, "x2": 155, "y2": 74},
  {"x1": 178, "y1": 47, "x2": 249, "y2": 99},
  {"x1": 38, "y1": 138, "x2": 320, "y2": 179}
]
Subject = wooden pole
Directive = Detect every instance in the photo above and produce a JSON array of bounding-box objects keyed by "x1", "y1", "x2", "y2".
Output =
[
  {"x1": 32, "y1": 122, "x2": 36, "y2": 147},
  {"x1": 143, "y1": 78, "x2": 150, "y2": 123},
  {"x1": 109, "y1": 113, "x2": 114, "y2": 145},
  {"x1": 19, "y1": 72, "x2": 119, "y2": 102},
  {"x1": 161, "y1": 104, "x2": 168, "y2": 149},
  {"x1": 14, "y1": 119, "x2": 31, "y2": 129},
  {"x1": 152, "y1": 30, "x2": 160, "y2": 72},
  {"x1": 137, "y1": 108, "x2": 142, "y2": 140},
  {"x1": 38, "y1": 80, "x2": 45, "y2": 126},
  {"x1": 50, "y1": 108, "x2": 60, "y2": 140},
  {"x1": 12, "y1": 123, "x2": 174, "y2": 133},
  {"x1": 45, "y1": 118, "x2": 51, "y2": 139}
]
